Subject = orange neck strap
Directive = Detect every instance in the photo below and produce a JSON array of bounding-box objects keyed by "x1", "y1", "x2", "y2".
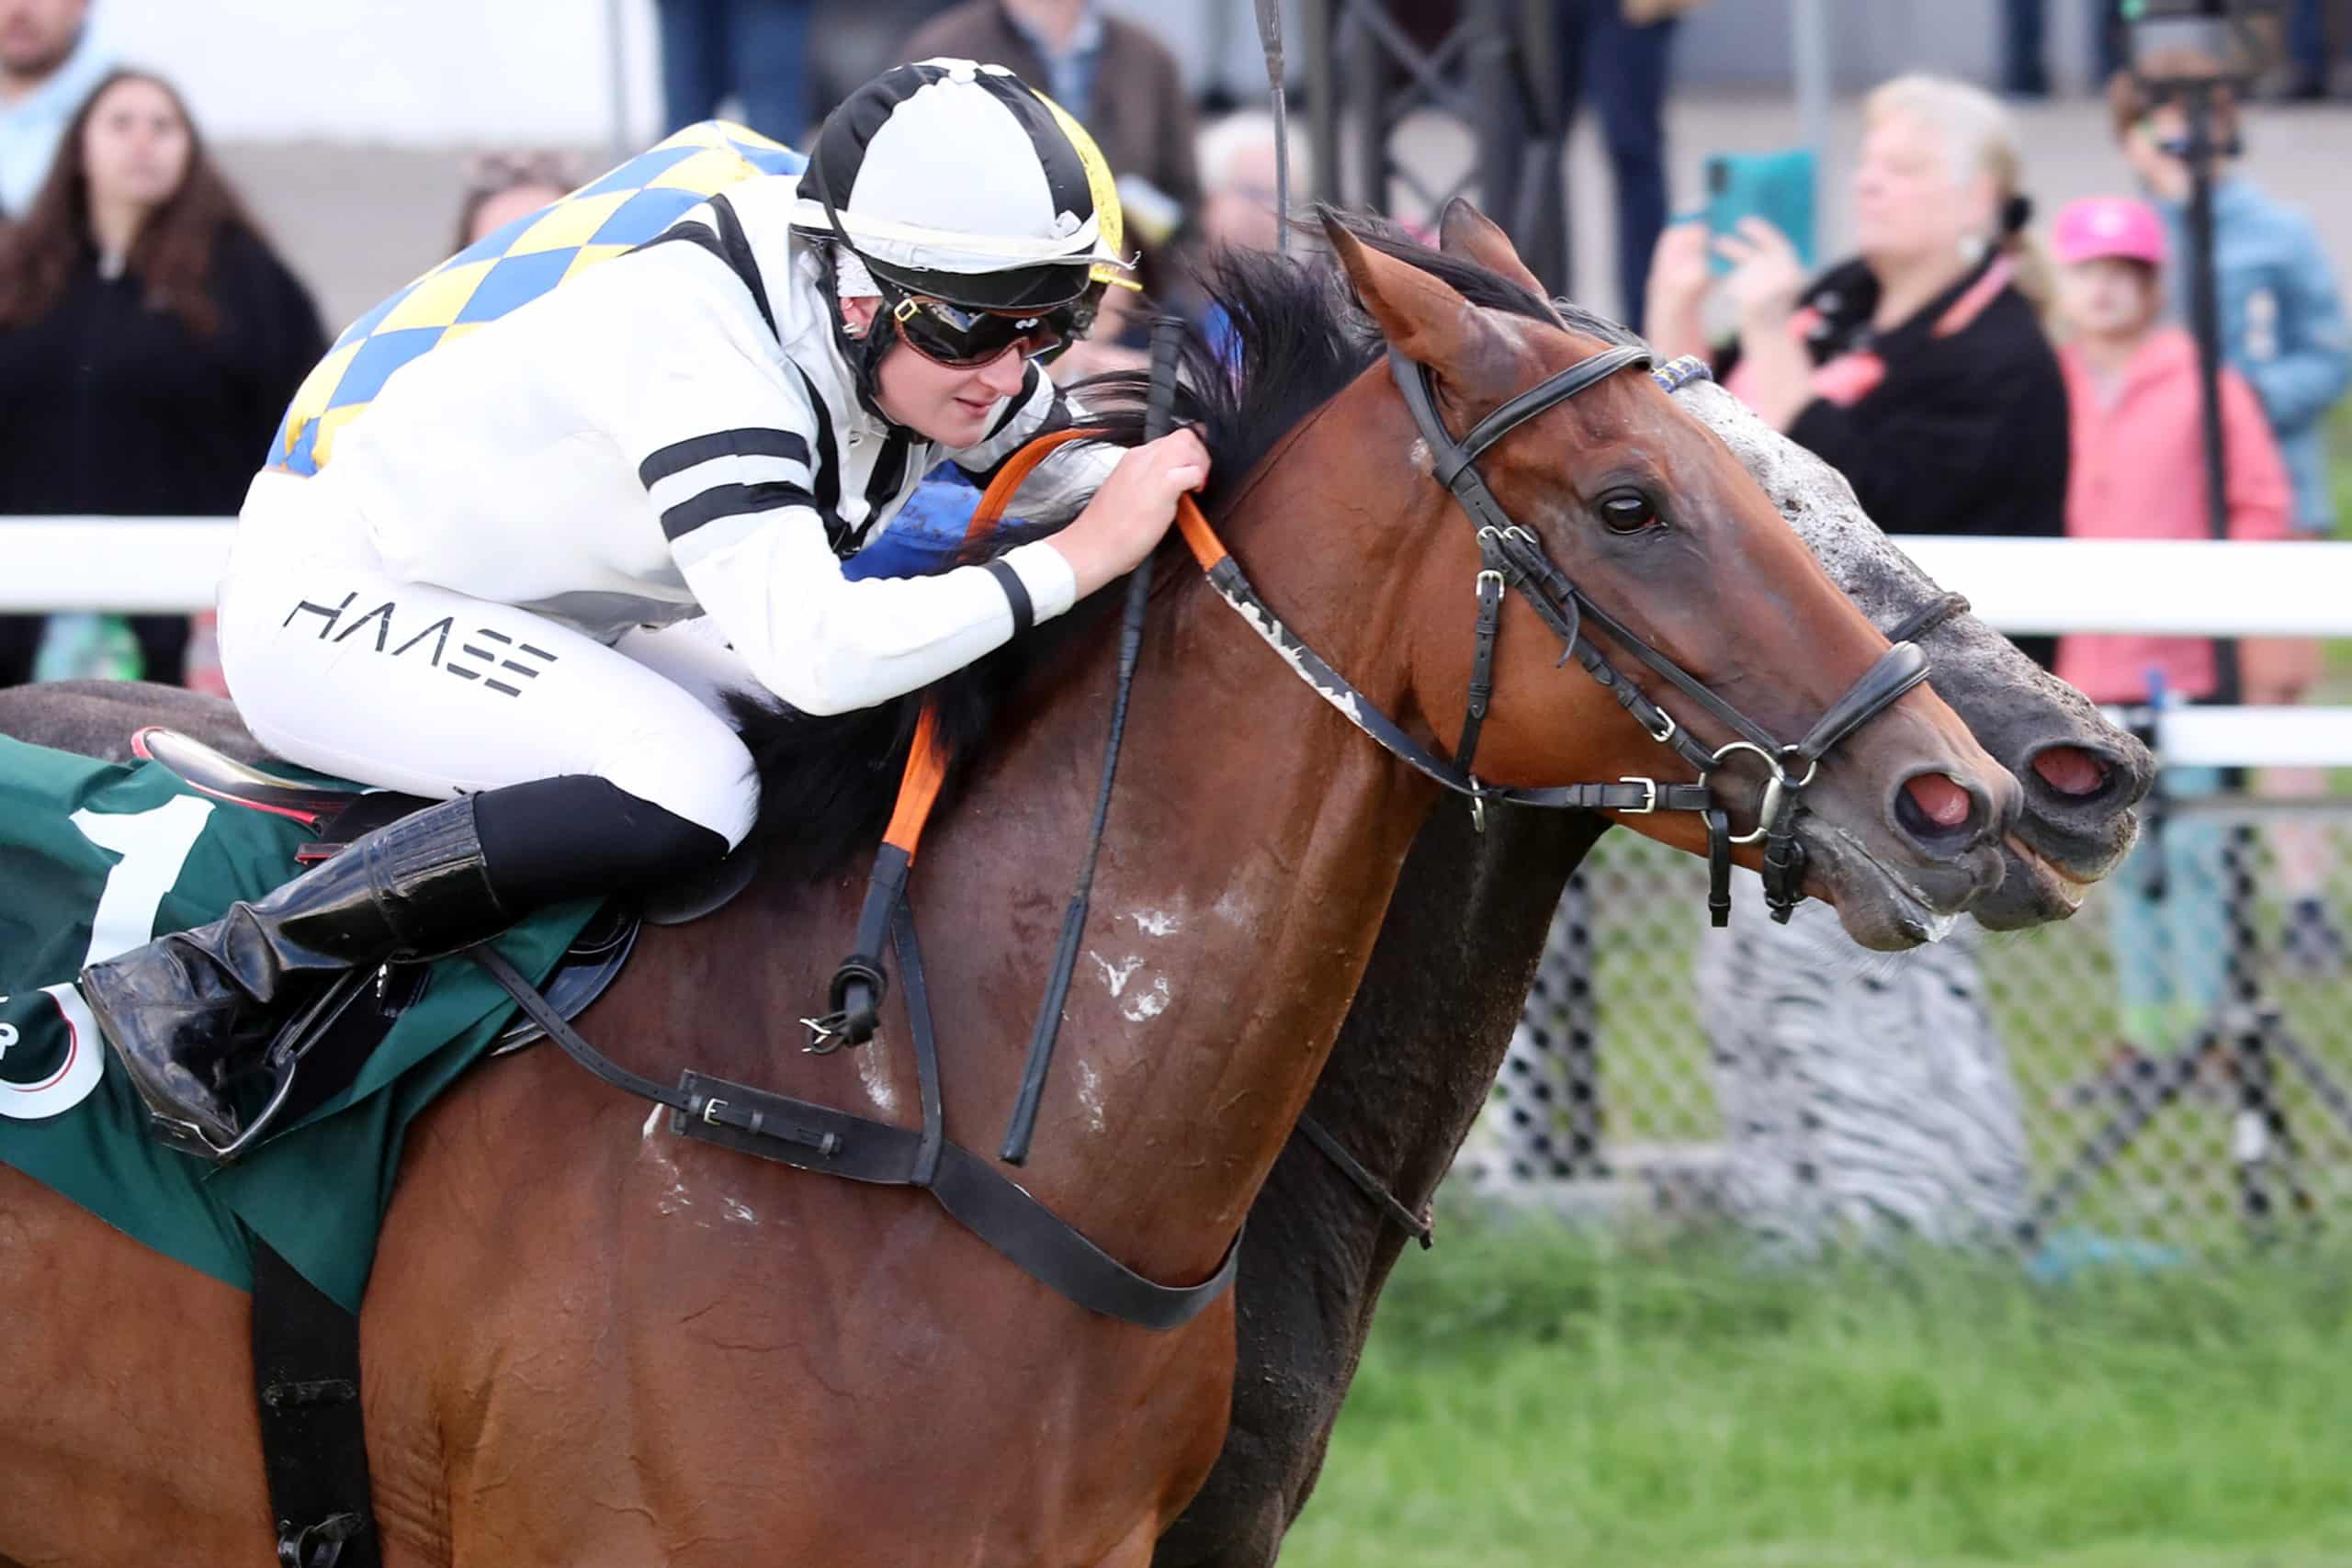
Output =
[{"x1": 881, "y1": 431, "x2": 1223, "y2": 857}]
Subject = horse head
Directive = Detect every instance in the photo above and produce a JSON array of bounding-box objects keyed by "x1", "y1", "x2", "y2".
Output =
[{"x1": 1318, "y1": 210, "x2": 2021, "y2": 951}]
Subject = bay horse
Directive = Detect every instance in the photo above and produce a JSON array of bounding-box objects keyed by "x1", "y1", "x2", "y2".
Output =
[
  {"x1": 0, "y1": 214, "x2": 2018, "y2": 1565},
  {"x1": 1147, "y1": 215, "x2": 2154, "y2": 1568}
]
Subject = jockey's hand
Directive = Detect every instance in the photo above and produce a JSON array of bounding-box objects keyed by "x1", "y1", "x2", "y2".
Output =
[{"x1": 1050, "y1": 429, "x2": 1212, "y2": 598}]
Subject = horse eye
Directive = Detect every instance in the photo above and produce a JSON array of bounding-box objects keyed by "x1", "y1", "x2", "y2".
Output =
[{"x1": 1599, "y1": 491, "x2": 1658, "y2": 534}]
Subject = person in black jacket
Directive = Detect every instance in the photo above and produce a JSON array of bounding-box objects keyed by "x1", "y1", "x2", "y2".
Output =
[
  {"x1": 0, "y1": 68, "x2": 325, "y2": 686},
  {"x1": 1647, "y1": 73, "x2": 2067, "y2": 670}
]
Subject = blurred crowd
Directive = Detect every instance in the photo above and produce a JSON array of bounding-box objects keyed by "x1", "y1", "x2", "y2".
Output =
[{"x1": 2, "y1": 0, "x2": 2349, "y2": 1242}]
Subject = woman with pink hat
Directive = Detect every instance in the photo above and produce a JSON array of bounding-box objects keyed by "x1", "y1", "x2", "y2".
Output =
[{"x1": 2050, "y1": 192, "x2": 2298, "y2": 1067}]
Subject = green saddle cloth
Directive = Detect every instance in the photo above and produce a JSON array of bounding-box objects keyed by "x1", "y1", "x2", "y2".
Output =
[{"x1": 0, "y1": 735, "x2": 599, "y2": 1312}]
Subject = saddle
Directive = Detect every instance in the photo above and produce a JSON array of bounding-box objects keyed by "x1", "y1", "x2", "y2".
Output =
[{"x1": 130, "y1": 728, "x2": 752, "y2": 1153}]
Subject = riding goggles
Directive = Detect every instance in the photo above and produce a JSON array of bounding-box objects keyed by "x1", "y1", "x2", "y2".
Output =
[{"x1": 887, "y1": 292, "x2": 1083, "y2": 367}]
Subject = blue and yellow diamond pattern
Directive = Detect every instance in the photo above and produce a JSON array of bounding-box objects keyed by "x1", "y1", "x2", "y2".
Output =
[{"x1": 268, "y1": 121, "x2": 807, "y2": 478}]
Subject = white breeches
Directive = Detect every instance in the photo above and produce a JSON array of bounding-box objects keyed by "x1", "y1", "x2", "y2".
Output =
[{"x1": 218, "y1": 479, "x2": 762, "y2": 849}]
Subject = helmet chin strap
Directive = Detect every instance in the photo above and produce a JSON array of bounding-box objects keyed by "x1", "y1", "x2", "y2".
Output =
[{"x1": 816, "y1": 185, "x2": 921, "y2": 435}]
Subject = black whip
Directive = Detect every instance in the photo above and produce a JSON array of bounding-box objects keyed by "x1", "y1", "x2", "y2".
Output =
[{"x1": 1000, "y1": 316, "x2": 1189, "y2": 1165}]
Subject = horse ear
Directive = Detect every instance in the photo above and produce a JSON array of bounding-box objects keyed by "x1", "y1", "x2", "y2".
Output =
[
  {"x1": 1322, "y1": 212, "x2": 1490, "y2": 371},
  {"x1": 1437, "y1": 198, "x2": 1550, "y2": 302}
]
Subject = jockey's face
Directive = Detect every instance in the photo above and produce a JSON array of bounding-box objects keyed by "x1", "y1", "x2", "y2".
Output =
[{"x1": 840, "y1": 294, "x2": 1032, "y2": 447}]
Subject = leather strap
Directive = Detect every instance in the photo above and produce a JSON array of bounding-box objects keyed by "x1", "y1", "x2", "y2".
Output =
[
  {"x1": 1295, "y1": 1112, "x2": 1434, "y2": 1248},
  {"x1": 1454, "y1": 563, "x2": 1504, "y2": 778},
  {"x1": 251, "y1": 1237, "x2": 379, "y2": 1568},
  {"x1": 1883, "y1": 591, "x2": 1971, "y2": 648},
  {"x1": 1450, "y1": 345, "x2": 1655, "y2": 468},
  {"x1": 1789, "y1": 641, "x2": 1931, "y2": 765},
  {"x1": 469, "y1": 912, "x2": 1238, "y2": 1331}
]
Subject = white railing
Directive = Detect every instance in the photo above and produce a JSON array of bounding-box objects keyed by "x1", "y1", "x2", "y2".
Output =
[{"x1": 8, "y1": 523, "x2": 2349, "y2": 763}]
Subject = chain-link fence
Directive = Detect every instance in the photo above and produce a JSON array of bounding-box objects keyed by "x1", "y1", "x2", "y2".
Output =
[{"x1": 1456, "y1": 788, "x2": 2352, "y2": 1257}]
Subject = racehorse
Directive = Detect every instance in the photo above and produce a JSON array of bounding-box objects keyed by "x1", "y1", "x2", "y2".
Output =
[
  {"x1": 1147, "y1": 203, "x2": 2154, "y2": 1568},
  {"x1": 0, "y1": 213, "x2": 2020, "y2": 1565}
]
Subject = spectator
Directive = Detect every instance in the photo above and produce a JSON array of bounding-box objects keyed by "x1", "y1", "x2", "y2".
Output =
[
  {"x1": 1668, "y1": 75, "x2": 2067, "y2": 1256},
  {"x1": 453, "y1": 150, "x2": 580, "y2": 253},
  {"x1": 1649, "y1": 73, "x2": 2069, "y2": 671},
  {"x1": 657, "y1": 0, "x2": 816, "y2": 144},
  {"x1": 2050, "y1": 195, "x2": 2297, "y2": 1057},
  {"x1": 2284, "y1": 0, "x2": 2335, "y2": 99},
  {"x1": 1556, "y1": 0, "x2": 1701, "y2": 332},
  {"x1": 0, "y1": 70, "x2": 325, "y2": 687},
  {"x1": 1193, "y1": 108, "x2": 1307, "y2": 258},
  {"x1": 0, "y1": 0, "x2": 107, "y2": 220},
  {"x1": 2004, "y1": 0, "x2": 2129, "y2": 98},
  {"x1": 2114, "y1": 59, "x2": 2349, "y2": 555},
  {"x1": 2114, "y1": 51, "x2": 2352, "y2": 962},
  {"x1": 905, "y1": 2, "x2": 1199, "y2": 229}
]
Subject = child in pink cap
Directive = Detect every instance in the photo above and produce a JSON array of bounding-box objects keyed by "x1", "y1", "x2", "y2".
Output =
[
  {"x1": 2051, "y1": 194, "x2": 2296, "y2": 706},
  {"x1": 2051, "y1": 195, "x2": 2300, "y2": 1059}
]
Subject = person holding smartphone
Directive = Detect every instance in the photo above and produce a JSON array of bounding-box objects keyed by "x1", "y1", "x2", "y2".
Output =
[
  {"x1": 1660, "y1": 76, "x2": 2068, "y2": 1258},
  {"x1": 1646, "y1": 73, "x2": 2069, "y2": 671}
]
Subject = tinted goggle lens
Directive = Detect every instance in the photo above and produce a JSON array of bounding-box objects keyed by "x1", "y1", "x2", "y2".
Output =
[{"x1": 891, "y1": 295, "x2": 1074, "y2": 367}]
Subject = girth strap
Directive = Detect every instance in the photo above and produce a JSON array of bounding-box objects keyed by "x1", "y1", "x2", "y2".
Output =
[
  {"x1": 251, "y1": 1237, "x2": 379, "y2": 1568},
  {"x1": 470, "y1": 915, "x2": 1239, "y2": 1332}
]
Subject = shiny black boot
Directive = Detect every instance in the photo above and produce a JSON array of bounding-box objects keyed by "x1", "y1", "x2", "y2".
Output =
[{"x1": 79, "y1": 795, "x2": 509, "y2": 1158}]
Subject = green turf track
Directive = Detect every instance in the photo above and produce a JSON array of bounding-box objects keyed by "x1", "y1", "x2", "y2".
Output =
[{"x1": 1278, "y1": 1224, "x2": 2352, "y2": 1568}]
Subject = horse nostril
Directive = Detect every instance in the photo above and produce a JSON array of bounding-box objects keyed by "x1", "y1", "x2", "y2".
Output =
[
  {"x1": 1894, "y1": 770, "x2": 1985, "y2": 852},
  {"x1": 2032, "y1": 745, "x2": 2109, "y2": 799},
  {"x1": 1905, "y1": 773, "x2": 1973, "y2": 829}
]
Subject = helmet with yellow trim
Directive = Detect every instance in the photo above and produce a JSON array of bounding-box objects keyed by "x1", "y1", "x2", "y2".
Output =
[{"x1": 794, "y1": 59, "x2": 1131, "y2": 378}]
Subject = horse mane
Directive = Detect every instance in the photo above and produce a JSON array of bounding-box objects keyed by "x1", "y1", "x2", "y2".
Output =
[{"x1": 728, "y1": 209, "x2": 1577, "y2": 882}]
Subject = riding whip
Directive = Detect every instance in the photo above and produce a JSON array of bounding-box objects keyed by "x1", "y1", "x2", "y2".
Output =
[
  {"x1": 1000, "y1": 316, "x2": 1190, "y2": 1165},
  {"x1": 1252, "y1": 0, "x2": 1290, "y2": 254}
]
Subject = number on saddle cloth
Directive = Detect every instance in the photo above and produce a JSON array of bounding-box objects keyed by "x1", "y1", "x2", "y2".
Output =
[{"x1": 0, "y1": 732, "x2": 606, "y2": 1310}]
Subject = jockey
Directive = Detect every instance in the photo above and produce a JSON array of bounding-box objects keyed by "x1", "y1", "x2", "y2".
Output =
[{"x1": 80, "y1": 59, "x2": 1210, "y2": 1156}]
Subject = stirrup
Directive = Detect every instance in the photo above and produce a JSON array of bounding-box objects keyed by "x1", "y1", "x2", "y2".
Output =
[{"x1": 142, "y1": 967, "x2": 382, "y2": 1165}]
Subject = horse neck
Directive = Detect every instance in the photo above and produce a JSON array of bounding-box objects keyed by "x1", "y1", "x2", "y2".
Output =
[{"x1": 696, "y1": 375, "x2": 1462, "y2": 1285}]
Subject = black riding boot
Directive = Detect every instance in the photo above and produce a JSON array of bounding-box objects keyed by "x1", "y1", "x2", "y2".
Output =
[{"x1": 80, "y1": 795, "x2": 510, "y2": 1156}]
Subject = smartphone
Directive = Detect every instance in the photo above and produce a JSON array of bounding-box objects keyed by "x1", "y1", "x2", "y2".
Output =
[{"x1": 1704, "y1": 149, "x2": 1818, "y2": 278}]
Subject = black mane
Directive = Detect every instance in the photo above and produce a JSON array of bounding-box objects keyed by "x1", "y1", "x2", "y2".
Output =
[{"x1": 728, "y1": 210, "x2": 1596, "y2": 882}]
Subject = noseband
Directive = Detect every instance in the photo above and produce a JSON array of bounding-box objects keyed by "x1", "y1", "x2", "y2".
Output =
[{"x1": 1196, "y1": 343, "x2": 1936, "y2": 926}]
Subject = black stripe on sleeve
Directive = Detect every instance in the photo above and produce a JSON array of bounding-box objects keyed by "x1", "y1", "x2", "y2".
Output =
[
  {"x1": 983, "y1": 558, "x2": 1035, "y2": 639},
  {"x1": 661, "y1": 480, "x2": 819, "y2": 542},
  {"x1": 639, "y1": 429, "x2": 811, "y2": 489}
]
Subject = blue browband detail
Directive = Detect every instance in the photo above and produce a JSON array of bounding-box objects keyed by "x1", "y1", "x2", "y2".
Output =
[{"x1": 1651, "y1": 355, "x2": 1714, "y2": 394}]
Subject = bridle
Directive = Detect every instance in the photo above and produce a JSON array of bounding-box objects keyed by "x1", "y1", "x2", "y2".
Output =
[{"x1": 1193, "y1": 340, "x2": 1939, "y2": 928}]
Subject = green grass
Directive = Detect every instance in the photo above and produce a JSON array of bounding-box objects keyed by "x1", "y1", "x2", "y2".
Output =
[{"x1": 1278, "y1": 1222, "x2": 2352, "y2": 1567}]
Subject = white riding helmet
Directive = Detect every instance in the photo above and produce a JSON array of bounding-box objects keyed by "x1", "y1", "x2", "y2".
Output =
[{"x1": 794, "y1": 58, "x2": 1130, "y2": 313}]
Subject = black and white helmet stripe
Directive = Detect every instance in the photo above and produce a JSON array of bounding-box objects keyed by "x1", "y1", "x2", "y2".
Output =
[{"x1": 793, "y1": 59, "x2": 1124, "y2": 310}]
